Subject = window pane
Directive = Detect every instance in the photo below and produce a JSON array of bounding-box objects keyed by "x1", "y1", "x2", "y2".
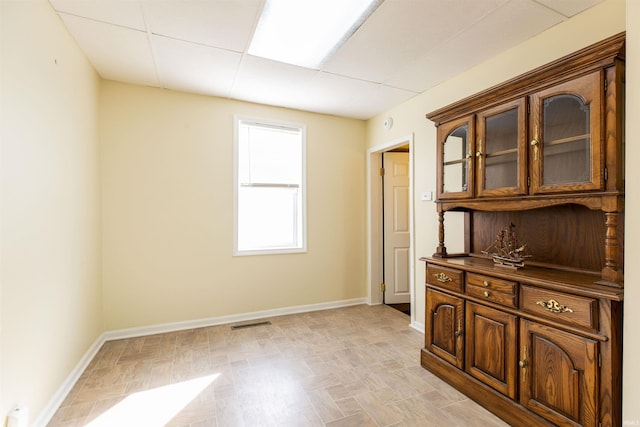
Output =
[
  {"x1": 239, "y1": 124, "x2": 301, "y2": 184},
  {"x1": 238, "y1": 186, "x2": 300, "y2": 250}
]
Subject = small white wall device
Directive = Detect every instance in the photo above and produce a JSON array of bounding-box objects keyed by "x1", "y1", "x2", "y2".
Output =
[
  {"x1": 7, "y1": 405, "x2": 28, "y2": 427},
  {"x1": 383, "y1": 117, "x2": 393, "y2": 130}
]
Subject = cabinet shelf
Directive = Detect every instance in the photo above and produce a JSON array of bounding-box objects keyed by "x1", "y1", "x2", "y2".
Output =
[
  {"x1": 444, "y1": 158, "x2": 467, "y2": 166},
  {"x1": 545, "y1": 133, "x2": 589, "y2": 146},
  {"x1": 486, "y1": 147, "x2": 518, "y2": 158}
]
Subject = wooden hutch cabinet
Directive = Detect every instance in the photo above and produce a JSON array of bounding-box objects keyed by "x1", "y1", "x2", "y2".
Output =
[{"x1": 421, "y1": 33, "x2": 624, "y2": 427}]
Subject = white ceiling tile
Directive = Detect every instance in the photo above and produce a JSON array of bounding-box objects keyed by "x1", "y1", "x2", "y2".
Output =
[
  {"x1": 384, "y1": 53, "x2": 442, "y2": 93},
  {"x1": 152, "y1": 35, "x2": 242, "y2": 98},
  {"x1": 534, "y1": 0, "x2": 603, "y2": 17},
  {"x1": 49, "y1": 0, "x2": 146, "y2": 30},
  {"x1": 288, "y1": 73, "x2": 416, "y2": 119},
  {"x1": 58, "y1": 13, "x2": 159, "y2": 87},
  {"x1": 323, "y1": 0, "x2": 508, "y2": 83},
  {"x1": 386, "y1": 0, "x2": 579, "y2": 93},
  {"x1": 291, "y1": 73, "x2": 374, "y2": 117},
  {"x1": 387, "y1": 0, "x2": 565, "y2": 93},
  {"x1": 448, "y1": 0, "x2": 565, "y2": 60},
  {"x1": 142, "y1": 0, "x2": 262, "y2": 52},
  {"x1": 230, "y1": 55, "x2": 319, "y2": 109},
  {"x1": 342, "y1": 83, "x2": 418, "y2": 120}
]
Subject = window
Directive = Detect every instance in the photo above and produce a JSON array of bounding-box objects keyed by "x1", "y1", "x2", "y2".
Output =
[{"x1": 234, "y1": 116, "x2": 306, "y2": 255}]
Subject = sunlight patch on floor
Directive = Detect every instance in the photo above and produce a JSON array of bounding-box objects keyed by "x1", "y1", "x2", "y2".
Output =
[{"x1": 86, "y1": 374, "x2": 220, "y2": 427}]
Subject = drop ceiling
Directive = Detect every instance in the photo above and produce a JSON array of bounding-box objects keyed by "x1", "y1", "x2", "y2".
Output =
[{"x1": 49, "y1": 0, "x2": 603, "y2": 120}]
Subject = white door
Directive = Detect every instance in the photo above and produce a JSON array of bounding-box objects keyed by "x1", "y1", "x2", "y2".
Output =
[{"x1": 383, "y1": 152, "x2": 410, "y2": 304}]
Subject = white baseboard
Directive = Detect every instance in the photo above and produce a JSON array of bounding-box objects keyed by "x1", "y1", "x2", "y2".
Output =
[
  {"x1": 410, "y1": 320, "x2": 425, "y2": 334},
  {"x1": 33, "y1": 334, "x2": 106, "y2": 427},
  {"x1": 103, "y1": 297, "x2": 368, "y2": 340},
  {"x1": 34, "y1": 297, "x2": 367, "y2": 426}
]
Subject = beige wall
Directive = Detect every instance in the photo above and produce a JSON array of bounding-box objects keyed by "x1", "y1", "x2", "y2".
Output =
[
  {"x1": 0, "y1": 0, "x2": 102, "y2": 423},
  {"x1": 367, "y1": 0, "x2": 640, "y2": 420},
  {"x1": 623, "y1": 0, "x2": 639, "y2": 422},
  {"x1": 100, "y1": 82, "x2": 367, "y2": 330}
]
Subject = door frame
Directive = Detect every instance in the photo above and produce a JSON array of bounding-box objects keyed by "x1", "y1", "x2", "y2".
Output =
[{"x1": 367, "y1": 134, "x2": 415, "y2": 320}]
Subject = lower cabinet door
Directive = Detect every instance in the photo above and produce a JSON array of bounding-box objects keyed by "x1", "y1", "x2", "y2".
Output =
[
  {"x1": 520, "y1": 319, "x2": 599, "y2": 426},
  {"x1": 465, "y1": 302, "x2": 518, "y2": 399},
  {"x1": 426, "y1": 288, "x2": 464, "y2": 369}
]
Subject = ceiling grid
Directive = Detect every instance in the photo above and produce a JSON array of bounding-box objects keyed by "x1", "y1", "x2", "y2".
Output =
[{"x1": 49, "y1": 0, "x2": 603, "y2": 119}]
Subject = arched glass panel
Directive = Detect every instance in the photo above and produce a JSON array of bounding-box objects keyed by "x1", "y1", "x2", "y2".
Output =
[
  {"x1": 443, "y1": 125, "x2": 468, "y2": 193},
  {"x1": 542, "y1": 95, "x2": 590, "y2": 185}
]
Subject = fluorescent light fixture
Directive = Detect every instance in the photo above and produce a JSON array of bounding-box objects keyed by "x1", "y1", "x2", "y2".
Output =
[{"x1": 248, "y1": 0, "x2": 382, "y2": 69}]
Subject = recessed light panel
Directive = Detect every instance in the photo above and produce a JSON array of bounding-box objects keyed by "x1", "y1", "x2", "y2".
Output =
[{"x1": 248, "y1": 0, "x2": 381, "y2": 69}]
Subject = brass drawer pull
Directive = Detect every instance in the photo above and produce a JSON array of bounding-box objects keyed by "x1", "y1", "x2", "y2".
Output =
[
  {"x1": 484, "y1": 291, "x2": 490, "y2": 298},
  {"x1": 536, "y1": 299, "x2": 573, "y2": 314},
  {"x1": 433, "y1": 272, "x2": 452, "y2": 283}
]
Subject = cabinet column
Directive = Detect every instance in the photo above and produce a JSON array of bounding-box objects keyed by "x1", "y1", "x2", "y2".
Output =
[
  {"x1": 435, "y1": 210, "x2": 447, "y2": 257},
  {"x1": 602, "y1": 212, "x2": 623, "y2": 283}
]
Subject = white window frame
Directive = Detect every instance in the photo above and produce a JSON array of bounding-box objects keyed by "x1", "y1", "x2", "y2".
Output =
[{"x1": 233, "y1": 115, "x2": 307, "y2": 256}]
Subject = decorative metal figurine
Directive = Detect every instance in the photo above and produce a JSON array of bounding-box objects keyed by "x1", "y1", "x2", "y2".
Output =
[{"x1": 482, "y1": 223, "x2": 532, "y2": 269}]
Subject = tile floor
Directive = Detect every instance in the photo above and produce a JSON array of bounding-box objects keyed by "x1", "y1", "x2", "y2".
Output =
[{"x1": 47, "y1": 304, "x2": 508, "y2": 427}]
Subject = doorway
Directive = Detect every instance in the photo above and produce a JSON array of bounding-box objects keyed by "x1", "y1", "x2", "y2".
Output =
[
  {"x1": 367, "y1": 135, "x2": 414, "y2": 321},
  {"x1": 382, "y1": 150, "x2": 410, "y2": 315}
]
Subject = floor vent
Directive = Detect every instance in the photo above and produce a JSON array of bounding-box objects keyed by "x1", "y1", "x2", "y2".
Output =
[{"x1": 231, "y1": 321, "x2": 271, "y2": 330}]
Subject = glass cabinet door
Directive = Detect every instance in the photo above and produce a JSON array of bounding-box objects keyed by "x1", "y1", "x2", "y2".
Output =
[
  {"x1": 437, "y1": 116, "x2": 474, "y2": 199},
  {"x1": 529, "y1": 72, "x2": 602, "y2": 194},
  {"x1": 476, "y1": 99, "x2": 527, "y2": 197}
]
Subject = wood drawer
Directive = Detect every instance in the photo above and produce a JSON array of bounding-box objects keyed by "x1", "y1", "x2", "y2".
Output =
[
  {"x1": 521, "y1": 285, "x2": 598, "y2": 330},
  {"x1": 426, "y1": 264, "x2": 463, "y2": 292},
  {"x1": 466, "y1": 273, "x2": 517, "y2": 308},
  {"x1": 467, "y1": 284, "x2": 518, "y2": 308}
]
